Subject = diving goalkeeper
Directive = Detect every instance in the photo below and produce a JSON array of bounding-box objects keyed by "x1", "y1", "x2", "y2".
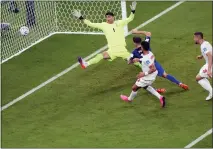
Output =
[{"x1": 72, "y1": 1, "x2": 139, "y2": 69}]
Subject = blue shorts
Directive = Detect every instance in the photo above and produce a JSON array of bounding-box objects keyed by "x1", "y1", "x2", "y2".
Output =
[{"x1": 155, "y1": 60, "x2": 165, "y2": 77}]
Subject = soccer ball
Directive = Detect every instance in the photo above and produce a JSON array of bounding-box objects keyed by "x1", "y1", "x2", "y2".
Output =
[{"x1": 20, "y1": 26, "x2": 29, "y2": 36}]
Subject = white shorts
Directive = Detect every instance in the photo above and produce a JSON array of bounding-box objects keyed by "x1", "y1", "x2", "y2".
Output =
[
  {"x1": 199, "y1": 64, "x2": 212, "y2": 78},
  {"x1": 135, "y1": 78, "x2": 156, "y2": 88}
]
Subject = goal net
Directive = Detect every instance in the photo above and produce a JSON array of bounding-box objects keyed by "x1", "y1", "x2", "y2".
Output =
[{"x1": 1, "y1": 1, "x2": 127, "y2": 63}]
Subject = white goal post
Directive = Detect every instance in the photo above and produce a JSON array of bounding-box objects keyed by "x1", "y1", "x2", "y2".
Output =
[{"x1": 1, "y1": 1, "x2": 128, "y2": 63}]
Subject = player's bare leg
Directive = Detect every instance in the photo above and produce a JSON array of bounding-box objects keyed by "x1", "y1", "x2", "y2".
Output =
[
  {"x1": 78, "y1": 51, "x2": 110, "y2": 69},
  {"x1": 120, "y1": 84, "x2": 140, "y2": 102},
  {"x1": 196, "y1": 75, "x2": 212, "y2": 101},
  {"x1": 162, "y1": 72, "x2": 189, "y2": 90},
  {"x1": 102, "y1": 51, "x2": 111, "y2": 59}
]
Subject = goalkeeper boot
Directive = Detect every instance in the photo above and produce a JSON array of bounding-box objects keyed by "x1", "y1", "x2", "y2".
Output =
[
  {"x1": 78, "y1": 57, "x2": 88, "y2": 69},
  {"x1": 120, "y1": 95, "x2": 132, "y2": 102}
]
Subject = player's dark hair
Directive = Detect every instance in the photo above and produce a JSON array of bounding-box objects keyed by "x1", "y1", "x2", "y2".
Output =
[
  {"x1": 133, "y1": 36, "x2": 141, "y2": 44},
  {"x1": 194, "y1": 32, "x2": 203, "y2": 39},
  {"x1": 141, "y1": 41, "x2": 150, "y2": 51},
  {"x1": 105, "y1": 12, "x2": 114, "y2": 16}
]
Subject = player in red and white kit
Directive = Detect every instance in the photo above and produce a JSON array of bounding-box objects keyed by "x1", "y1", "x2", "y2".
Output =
[
  {"x1": 120, "y1": 41, "x2": 166, "y2": 108},
  {"x1": 194, "y1": 32, "x2": 212, "y2": 101}
]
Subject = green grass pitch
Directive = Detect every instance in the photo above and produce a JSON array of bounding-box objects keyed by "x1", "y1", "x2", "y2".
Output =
[{"x1": 2, "y1": 1, "x2": 212, "y2": 148}]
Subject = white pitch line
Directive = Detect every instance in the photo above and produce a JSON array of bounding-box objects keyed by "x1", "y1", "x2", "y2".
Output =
[
  {"x1": 1, "y1": 1, "x2": 185, "y2": 111},
  {"x1": 184, "y1": 128, "x2": 213, "y2": 148}
]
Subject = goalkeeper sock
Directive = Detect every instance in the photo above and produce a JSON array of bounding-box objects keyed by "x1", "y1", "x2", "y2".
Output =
[
  {"x1": 128, "y1": 91, "x2": 138, "y2": 101},
  {"x1": 134, "y1": 62, "x2": 141, "y2": 68},
  {"x1": 87, "y1": 54, "x2": 103, "y2": 66}
]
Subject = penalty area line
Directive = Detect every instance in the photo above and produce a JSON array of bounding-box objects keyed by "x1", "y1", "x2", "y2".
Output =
[{"x1": 1, "y1": 1, "x2": 184, "y2": 111}]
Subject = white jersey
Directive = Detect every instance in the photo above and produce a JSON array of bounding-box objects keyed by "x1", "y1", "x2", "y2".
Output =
[
  {"x1": 200, "y1": 41, "x2": 212, "y2": 64},
  {"x1": 140, "y1": 51, "x2": 157, "y2": 80}
]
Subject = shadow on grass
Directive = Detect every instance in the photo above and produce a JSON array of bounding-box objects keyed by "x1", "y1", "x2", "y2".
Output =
[{"x1": 87, "y1": 83, "x2": 133, "y2": 97}]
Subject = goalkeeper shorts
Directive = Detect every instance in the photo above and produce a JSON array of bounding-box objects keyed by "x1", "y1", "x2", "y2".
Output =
[{"x1": 107, "y1": 47, "x2": 131, "y2": 61}]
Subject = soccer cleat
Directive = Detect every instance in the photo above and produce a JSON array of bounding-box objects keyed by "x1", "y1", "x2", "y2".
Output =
[
  {"x1": 156, "y1": 88, "x2": 166, "y2": 94},
  {"x1": 120, "y1": 95, "x2": 132, "y2": 102},
  {"x1": 206, "y1": 92, "x2": 212, "y2": 101},
  {"x1": 160, "y1": 96, "x2": 166, "y2": 108},
  {"x1": 179, "y1": 83, "x2": 189, "y2": 90},
  {"x1": 78, "y1": 57, "x2": 87, "y2": 69}
]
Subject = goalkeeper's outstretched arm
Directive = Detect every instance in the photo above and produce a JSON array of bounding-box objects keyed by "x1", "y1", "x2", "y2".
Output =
[
  {"x1": 72, "y1": 10, "x2": 103, "y2": 30},
  {"x1": 118, "y1": 1, "x2": 137, "y2": 26},
  {"x1": 83, "y1": 20, "x2": 103, "y2": 30}
]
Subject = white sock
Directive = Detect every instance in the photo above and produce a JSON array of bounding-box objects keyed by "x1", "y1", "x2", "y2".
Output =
[
  {"x1": 128, "y1": 91, "x2": 138, "y2": 101},
  {"x1": 146, "y1": 86, "x2": 161, "y2": 99},
  {"x1": 198, "y1": 78, "x2": 212, "y2": 94}
]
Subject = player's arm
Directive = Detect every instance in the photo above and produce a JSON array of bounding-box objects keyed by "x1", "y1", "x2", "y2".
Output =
[
  {"x1": 128, "y1": 49, "x2": 142, "y2": 64},
  {"x1": 132, "y1": 29, "x2": 151, "y2": 37},
  {"x1": 203, "y1": 44, "x2": 212, "y2": 77},
  {"x1": 72, "y1": 10, "x2": 103, "y2": 30},
  {"x1": 206, "y1": 51, "x2": 212, "y2": 77},
  {"x1": 83, "y1": 20, "x2": 103, "y2": 30},
  {"x1": 127, "y1": 53, "x2": 134, "y2": 64},
  {"x1": 148, "y1": 63, "x2": 157, "y2": 74},
  {"x1": 132, "y1": 29, "x2": 151, "y2": 45},
  {"x1": 207, "y1": 51, "x2": 212, "y2": 69},
  {"x1": 128, "y1": 57, "x2": 140, "y2": 65},
  {"x1": 137, "y1": 63, "x2": 156, "y2": 78},
  {"x1": 118, "y1": 1, "x2": 137, "y2": 26}
]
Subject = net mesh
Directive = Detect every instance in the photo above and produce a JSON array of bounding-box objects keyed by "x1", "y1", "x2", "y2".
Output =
[{"x1": 1, "y1": 1, "x2": 123, "y2": 62}]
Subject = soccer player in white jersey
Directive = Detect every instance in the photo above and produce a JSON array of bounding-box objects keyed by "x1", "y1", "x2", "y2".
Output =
[
  {"x1": 194, "y1": 32, "x2": 212, "y2": 101},
  {"x1": 120, "y1": 41, "x2": 166, "y2": 108}
]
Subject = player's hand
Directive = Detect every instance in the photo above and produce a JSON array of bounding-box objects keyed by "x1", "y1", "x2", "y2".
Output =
[
  {"x1": 207, "y1": 70, "x2": 212, "y2": 78},
  {"x1": 137, "y1": 72, "x2": 145, "y2": 79},
  {"x1": 130, "y1": 1, "x2": 137, "y2": 11},
  {"x1": 133, "y1": 58, "x2": 140, "y2": 63},
  {"x1": 72, "y1": 9, "x2": 82, "y2": 19},
  {"x1": 197, "y1": 55, "x2": 203, "y2": 59}
]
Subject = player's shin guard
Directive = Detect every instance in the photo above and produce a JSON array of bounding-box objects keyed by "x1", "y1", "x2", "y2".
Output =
[
  {"x1": 87, "y1": 54, "x2": 103, "y2": 66},
  {"x1": 128, "y1": 91, "x2": 138, "y2": 101}
]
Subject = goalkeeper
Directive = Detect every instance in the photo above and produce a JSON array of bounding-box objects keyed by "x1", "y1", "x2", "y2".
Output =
[{"x1": 72, "y1": 1, "x2": 140, "y2": 69}]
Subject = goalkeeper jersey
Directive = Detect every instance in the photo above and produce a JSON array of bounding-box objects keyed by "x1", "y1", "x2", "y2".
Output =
[{"x1": 84, "y1": 12, "x2": 135, "y2": 49}]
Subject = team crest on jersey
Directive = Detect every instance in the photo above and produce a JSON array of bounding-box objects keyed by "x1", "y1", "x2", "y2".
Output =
[
  {"x1": 146, "y1": 60, "x2": 150, "y2": 65},
  {"x1": 203, "y1": 69, "x2": 207, "y2": 73},
  {"x1": 203, "y1": 48, "x2": 207, "y2": 52}
]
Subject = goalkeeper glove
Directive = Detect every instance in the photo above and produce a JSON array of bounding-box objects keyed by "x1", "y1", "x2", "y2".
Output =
[
  {"x1": 72, "y1": 9, "x2": 84, "y2": 20},
  {"x1": 130, "y1": 1, "x2": 137, "y2": 14}
]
